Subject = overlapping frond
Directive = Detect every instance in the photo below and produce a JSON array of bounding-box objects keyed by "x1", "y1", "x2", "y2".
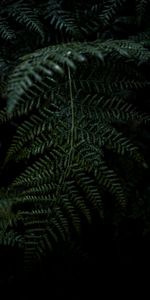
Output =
[
  {"x1": 1, "y1": 36, "x2": 149, "y2": 267},
  {"x1": 0, "y1": 0, "x2": 150, "y2": 273},
  {"x1": 6, "y1": 39, "x2": 150, "y2": 112},
  {"x1": 0, "y1": 0, "x2": 44, "y2": 39}
]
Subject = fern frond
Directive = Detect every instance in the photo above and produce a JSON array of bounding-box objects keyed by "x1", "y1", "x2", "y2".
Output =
[
  {"x1": 6, "y1": 39, "x2": 150, "y2": 112},
  {"x1": 99, "y1": 0, "x2": 127, "y2": 27},
  {"x1": 0, "y1": 0, "x2": 150, "y2": 274},
  {"x1": 42, "y1": 0, "x2": 81, "y2": 38},
  {"x1": 135, "y1": 0, "x2": 149, "y2": 26},
  {"x1": 0, "y1": 18, "x2": 16, "y2": 41},
  {"x1": 4, "y1": 0, "x2": 44, "y2": 39}
]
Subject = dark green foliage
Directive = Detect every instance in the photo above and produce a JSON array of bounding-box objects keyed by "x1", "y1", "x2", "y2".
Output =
[{"x1": 0, "y1": 0, "x2": 150, "y2": 275}]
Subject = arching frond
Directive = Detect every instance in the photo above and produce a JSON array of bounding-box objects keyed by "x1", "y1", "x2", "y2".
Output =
[{"x1": 0, "y1": 0, "x2": 150, "y2": 274}]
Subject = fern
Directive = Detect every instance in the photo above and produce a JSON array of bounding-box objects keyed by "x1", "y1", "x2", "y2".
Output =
[
  {"x1": 136, "y1": 0, "x2": 149, "y2": 26},
  {"x1": 99, "y1": 0, "x2": 127, "y2": 27},
  {"x1": 5, "y1": 39, "x2": 150, "y2": 112},
  {"x1": 1, "y1": 0, "x2": 44, "y2": 39},
  {"x1": 0, "y1": 0, "x2": 150, "y2": 275},
  {"x1": 42, "y1": 0, "x2": 81, "y2": 38},
  {"x1": 0, "y1": 18, "x2": 16, "y2": 41},
  {"x1": 0, "y1": 37, "x2": 149, "y2": 267}
]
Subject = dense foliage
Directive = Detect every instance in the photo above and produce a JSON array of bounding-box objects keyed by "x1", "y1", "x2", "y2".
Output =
[{"x1": 0, "y1": 0, "x2": 150, "y2": 286}]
